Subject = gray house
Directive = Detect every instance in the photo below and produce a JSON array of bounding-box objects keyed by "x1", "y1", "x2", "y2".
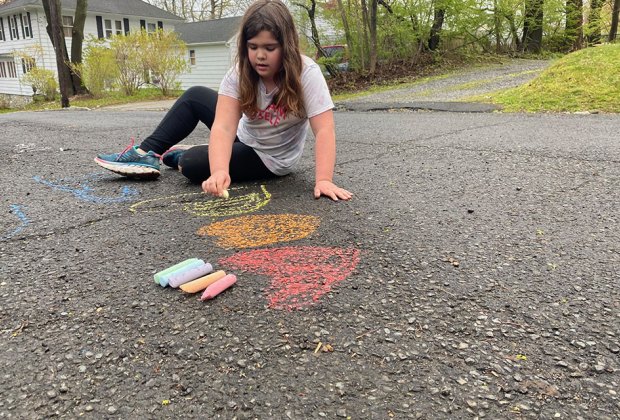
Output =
[
  {"x1": 175, "y1": 16, "x2": 241, "y2": 91},
  {"x1": 0, "y1": 0, "x2": 183, "y2": 106}
]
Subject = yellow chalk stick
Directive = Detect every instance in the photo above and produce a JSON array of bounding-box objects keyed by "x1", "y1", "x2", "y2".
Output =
[
  {"x1": 221, "y1": 189, "x2": 229, "y2": 199},
  {"x1": 179, "y1": 270, "x2": 226, "y2": 293}
]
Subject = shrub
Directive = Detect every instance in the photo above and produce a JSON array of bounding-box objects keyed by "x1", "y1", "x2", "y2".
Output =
[
  {"x1": 72, "y1": 37, "x2": 119, "y2": 98},
  {"x1": 20, "y1": 67, "x2": 57, "y2": 100}
]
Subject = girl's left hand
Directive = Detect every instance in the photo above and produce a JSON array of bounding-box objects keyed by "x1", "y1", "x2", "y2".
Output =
[{"x1": 314, "y1": 180, "x2": 353, "y2": 201}]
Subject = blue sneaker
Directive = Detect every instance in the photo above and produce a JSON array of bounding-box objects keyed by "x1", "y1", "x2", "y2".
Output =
[
  {"x1": 160, "y1": 145, "x2": 195, "y2": 169},
  {"x1": 94, "y1": 138, "x2": 161, "y2": 179}
]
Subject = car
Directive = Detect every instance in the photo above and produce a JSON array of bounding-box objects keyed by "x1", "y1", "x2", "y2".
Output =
[{"x1": 316, "y1": 44, "x2": 349, "y2": 73}]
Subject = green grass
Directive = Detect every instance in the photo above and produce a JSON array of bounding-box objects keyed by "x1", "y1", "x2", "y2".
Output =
[
  {"x1": 470, "y1": 44, "x2": 620, "y2": 113},
  {"x1": 2, "y1": 88, "x2": 182, "y2": 113}
]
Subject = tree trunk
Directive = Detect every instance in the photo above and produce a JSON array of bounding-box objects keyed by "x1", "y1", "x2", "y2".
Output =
[
  {"x1": 369, "y1": 0, "x2": 377, "y2": 74},
  {"x1": 335, "y1": 0, "x2": 353, "y2": 59},
  {"x1": 360, "y1": 0, "x2": 370, "y2": 71},
  {"x1": 428, "y1": 5, "x2": 445, "y2": 51},
  {"x1": 503, "y1": 11, "x2": 522, "y2": 51},
  {"x1": 493, "y1": 0, "x2": 502, "y2": 53},
  {"x1": 609, "y1": 0, "x2": 620, "y2": 41},
  {"x1": 587, "y1": 0, "x2": 603, "y2": 44},
  {"x1": 294, "y1": 1, "x2": 336, "y2": 76},
  {"x1": 70, "y1": 0, "x2": 87, "y2": 94},
  {"x1": 522, "y1": 0, "x2": 544, "y2": 53},
  {"x1": 565, "y1": 0, "x2": 583, "y2": 50},
  {"x1": 42, "y1": 0, "x2": 73, "y2": 107}
]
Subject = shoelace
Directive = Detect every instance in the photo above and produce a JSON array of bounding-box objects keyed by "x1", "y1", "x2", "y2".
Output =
[{"x1": 116, "y1": 137, "x2": 160, "y2": 161}]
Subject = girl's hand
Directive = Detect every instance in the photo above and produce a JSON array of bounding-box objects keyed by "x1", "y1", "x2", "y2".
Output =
[
  {"x1": 202, "y1": 170, "x2": 231, "y2": 197},
  {"x1": 314, "y1": 180, "x2": 353, "y2": 201}
]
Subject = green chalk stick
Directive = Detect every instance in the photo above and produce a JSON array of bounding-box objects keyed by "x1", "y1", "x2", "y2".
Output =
[{"x1": 154, "y1": 258, "x2": 200, "y2": 285}]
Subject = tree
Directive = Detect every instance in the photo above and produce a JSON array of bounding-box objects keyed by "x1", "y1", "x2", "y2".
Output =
[
  {"x1": 428, "y1": 2, "x2": 446, "y2": 51},
  {"x1": 42, "y1": 0, "x2": 72, "y2": 107},
  {"x1": 142, "y1": 0, "x2": 249, "y2": 21},
  {"x1": 609, "y1": 0, "x2": 620, "y2": 41},
  {"x1": 565, "y1": 0, "x2": 583, "y2": 50},
  {"x1": 70, "y1": 0, "x2": 88, "y2": 94},
  {"x1": 522, "y1": 0, "x2": 544, "y2": 52},
  {"x1": 586, "y1": 0, "x2": 603, "y2": 44}
]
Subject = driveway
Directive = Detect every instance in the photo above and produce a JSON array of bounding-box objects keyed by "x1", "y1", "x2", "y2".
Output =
[{"x1": 1, "y1": 59, "x2": 619, "y2": 418}]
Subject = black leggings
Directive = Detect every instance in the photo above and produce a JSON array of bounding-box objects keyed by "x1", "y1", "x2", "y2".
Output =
[{"x1": 139, "y1": 86, "x2": 278, "y2": 184}]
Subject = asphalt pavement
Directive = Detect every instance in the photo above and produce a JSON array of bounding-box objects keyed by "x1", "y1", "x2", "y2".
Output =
[{"x1": 1, "y1": 65, "x2": 620, "y2": 418}]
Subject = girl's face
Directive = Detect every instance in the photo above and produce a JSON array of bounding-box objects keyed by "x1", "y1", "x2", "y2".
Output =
[{"x1": 247, "y1": 30, "x2": 282, "y2": 86}]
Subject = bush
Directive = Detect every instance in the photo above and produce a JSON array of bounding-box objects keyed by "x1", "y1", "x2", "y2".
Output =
[
  {"x1": 72, "y1": 37, "x2": 119, "y2": 98},
  {"x1": 20, "y1": 67, "x2": 57, "y2": 100}
]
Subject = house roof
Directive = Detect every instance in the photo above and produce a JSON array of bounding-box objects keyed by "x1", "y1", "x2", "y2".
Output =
[
  {"x1": 0, "y1": 0, "x2": 184, "y2": 21},
  {"x1": 175, "y1": 16, "x2": 241, "y2": 45}
]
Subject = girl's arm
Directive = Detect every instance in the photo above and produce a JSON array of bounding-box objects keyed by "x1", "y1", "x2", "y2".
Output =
[
  {"x1": 310, "y1": 109, "x2": 353, "y2": 201},
  {"x1": 202, "y1": 95, "x2": 242, "y2": 197}
]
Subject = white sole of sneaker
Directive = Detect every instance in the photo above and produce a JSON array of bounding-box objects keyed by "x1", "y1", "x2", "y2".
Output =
[{"x1": 94, "y1": 157, "x2": 161, "y2": 179}]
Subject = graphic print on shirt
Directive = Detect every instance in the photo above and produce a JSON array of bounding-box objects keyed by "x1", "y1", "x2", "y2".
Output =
[{"x1": 254, "y1": 103, "x2": 287, "y2": 126}]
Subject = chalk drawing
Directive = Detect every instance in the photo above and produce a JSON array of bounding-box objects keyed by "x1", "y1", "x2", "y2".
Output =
[
  {"x1": 130, "y1": 185, "x2": 271, "y2": 217},
  {"x1": 219, "y1": 246, "x2": 361, "y2": 310},
  {"x1": 1, "y1": 205, "x2": 30, "y2": 240},
  {"x1": 33, "y1": 173, "x2": 139, "y2": 204},
  {"x1": 197, "y1": 214, "x2": 320, "y2": 249}
]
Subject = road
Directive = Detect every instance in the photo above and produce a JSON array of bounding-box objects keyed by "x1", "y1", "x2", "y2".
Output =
[{"x1": 1, "y1": 91, "x2": 620, "y2": 418}]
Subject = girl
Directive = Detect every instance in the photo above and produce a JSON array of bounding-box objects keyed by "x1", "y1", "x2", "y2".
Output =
[{"x1": 95, "y1": 0, "x2": 352, "y2": 201}]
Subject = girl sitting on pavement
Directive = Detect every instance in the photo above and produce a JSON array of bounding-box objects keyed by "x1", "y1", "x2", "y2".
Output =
[{"x1": 94, "y1": 0, "x2": 352, "y2": 202}]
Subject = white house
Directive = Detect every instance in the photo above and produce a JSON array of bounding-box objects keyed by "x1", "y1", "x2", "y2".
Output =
[
  {"x1": 0, "y1": 0, "x2": 184, "y2": 107},
  {"x1": 175, "y1": 16, "x2": 241, "y2": 91}
]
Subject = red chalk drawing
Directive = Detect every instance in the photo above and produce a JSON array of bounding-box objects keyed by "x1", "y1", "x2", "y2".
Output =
[{"x1": 219, "y1": 246, "x2": 361, "y2": 310}]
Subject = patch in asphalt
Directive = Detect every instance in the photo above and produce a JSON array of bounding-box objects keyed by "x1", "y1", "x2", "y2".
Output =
[{"x1": 336, "y1": 101, "x2": 501, "y2": 113}]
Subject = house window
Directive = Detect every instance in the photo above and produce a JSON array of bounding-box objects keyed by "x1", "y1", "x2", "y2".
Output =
[
  {"x1": 20, "y1": 13, "x2": 32, "y2": 38},
  {"x1": 0, "y1": 18, "x2": 5, "y2": 41},
  {"x1": 7, "y1": 61, "x2": 17, "y2": 78},
  {"x1": 189, "y1": 50, "x2": 196, "y2": 65},
  {"x1": 104, "y1": 19, "x2": 113, "y2": 38},
  {"x1": 147, "y1": 22, "x2": 157, "y2": 34},
  {"x1": 9, "y1": 15, "x2": 19, "y2": 40},
  {"x1": 22, "y1": 57, "x2": 36, "y2": 74},
  {"x1": 62, "y1": 16, "x2": 74, "y2": 37},
  {"x1": 115, "y1": 20, "x2": 122, "y2": 35},
  {"x1": 0, "y1": 62, "x2": 6, "y2": 78}
]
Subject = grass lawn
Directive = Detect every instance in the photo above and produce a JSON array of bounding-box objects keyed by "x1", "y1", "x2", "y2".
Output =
[{"x1": 471, "y1": 43, "x2": 620, "y2": 113}]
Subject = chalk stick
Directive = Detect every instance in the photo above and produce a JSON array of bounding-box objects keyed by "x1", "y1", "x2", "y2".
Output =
[
  {"x1": 168, "y1": 262, "x2": 213, "y2": 288},
  {"x1": 200, "y1": 274, "x2": 237, "y2": 301},
  {"x1": 153, "y1": 258, "x2": 200, "y2": 285},
  {"x1": 158, "y1": 259, "x2": 205, "y2": 287},
  {"x1": 221, "y1": 189, "x2": 229, "y2": 199},
  {"x1": 180, "y1": 270, "x2": 226, "y2": 294}
]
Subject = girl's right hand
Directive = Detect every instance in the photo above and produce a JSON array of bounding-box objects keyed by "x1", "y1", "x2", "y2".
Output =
[{"x1": 202, "y1": 171, "x2": 231, "y2": 197}]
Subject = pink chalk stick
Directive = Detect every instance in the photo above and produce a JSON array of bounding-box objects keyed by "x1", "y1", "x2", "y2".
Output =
[
  {"x1": 168, "y1": 263, "x2": 213, "y2": 288},
  {"x1": 200, "y1": 274, "x2": 237, "y2": 301}
]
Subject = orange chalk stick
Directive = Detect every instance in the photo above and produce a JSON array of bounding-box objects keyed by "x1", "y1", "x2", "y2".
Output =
[{"x1": 179, "y1": 270, "x2": 226, "y2": 293}]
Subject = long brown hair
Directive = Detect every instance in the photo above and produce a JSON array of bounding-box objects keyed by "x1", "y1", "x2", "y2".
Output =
[{"x1": 236, "y1": 0, "x2": 305, "y2": 118}]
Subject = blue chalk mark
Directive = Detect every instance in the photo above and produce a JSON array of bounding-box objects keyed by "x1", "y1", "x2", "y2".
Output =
[
  {"x1": 2, "y1": 204, "x2": 30, "y2": 240},
  {"x1": 33, "y1": 173, "x2": 139, "y2": 204}
]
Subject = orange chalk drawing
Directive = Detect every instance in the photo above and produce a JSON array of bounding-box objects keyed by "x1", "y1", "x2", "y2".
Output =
[
  {"x1": 129, "y1": 185, "x2": 271, "y2": 217},
  {"x1": 197, "y1": 214, "x2": 320, "y2": 249}
]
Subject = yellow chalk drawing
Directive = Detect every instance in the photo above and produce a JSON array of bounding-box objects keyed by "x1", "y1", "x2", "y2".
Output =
[
  {"x1": 129, "y1": 185, "x2": 271, "y2": 217},
  {"x1": 197, "y1": 214, "x2": 320, "y2": 249}
]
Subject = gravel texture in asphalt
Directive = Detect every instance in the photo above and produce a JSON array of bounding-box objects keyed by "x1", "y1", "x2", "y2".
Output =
[{"x1": 1, "y1": 61, "x2": 620, "y2": 418}]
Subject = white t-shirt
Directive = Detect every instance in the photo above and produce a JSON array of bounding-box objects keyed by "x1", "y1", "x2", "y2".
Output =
[{"x1": 218, "y1": 55, "x2": 334, "y2": 175}]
